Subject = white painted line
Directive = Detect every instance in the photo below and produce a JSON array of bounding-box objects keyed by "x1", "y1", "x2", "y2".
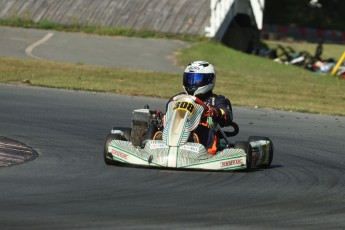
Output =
[{"x1": 25, "y1": 32, "x2": 54, "y2": 59}]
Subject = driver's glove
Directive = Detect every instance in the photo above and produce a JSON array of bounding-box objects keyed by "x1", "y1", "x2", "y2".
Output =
[
  {"x1": 203, "y1": 106, "x2": 222, "y2": 123},
  {"x1": 211, "y1": 107, "x2": 222, "y2": 123}
]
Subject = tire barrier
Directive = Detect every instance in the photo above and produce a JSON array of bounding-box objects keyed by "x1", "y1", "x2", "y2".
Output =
[{"x1": 262, "y1": 24, "x2": 345, "y2": 44}]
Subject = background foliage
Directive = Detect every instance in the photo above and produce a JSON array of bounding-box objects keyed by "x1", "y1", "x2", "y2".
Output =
[{"x1": 264, "y1": 0, "x2": 345, "y2": 31}]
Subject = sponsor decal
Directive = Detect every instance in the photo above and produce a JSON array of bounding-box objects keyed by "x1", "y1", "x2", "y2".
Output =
[
  {"x1": 220, "y1": 159, "x2": 243, "y2": 167},
  {"x1": 110, "y1": 148, "x2": 128, "y2": 160},
  {"x1": 180, "y1": 145, "x2": 199, "y2": 153},
  {"x1": 150, "y1": 143, "x2": 168, "y2": 149},
  {"x1": 188, "y1": 66, "x2": 200, "y2": 71}
]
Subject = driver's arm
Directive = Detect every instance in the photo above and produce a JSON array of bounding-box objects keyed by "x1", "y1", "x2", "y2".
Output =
[{"x1": 214, "y1": 96, "x2": 233, "y2": 127}]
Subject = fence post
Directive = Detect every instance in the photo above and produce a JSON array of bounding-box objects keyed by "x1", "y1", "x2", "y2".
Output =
[{"x1": 331, "y1": 51, "x2": 345, "y2": 76}]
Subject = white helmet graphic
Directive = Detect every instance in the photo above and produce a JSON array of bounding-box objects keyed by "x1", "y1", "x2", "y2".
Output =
[{"x1": 183, "y1": 61, "x2": 216, "y2": 96}]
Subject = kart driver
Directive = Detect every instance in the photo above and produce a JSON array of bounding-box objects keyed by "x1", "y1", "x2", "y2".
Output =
[
  {"x1": 167, "y1": 61, "x2": 233, "y2": 155},
  {"x1": 142, "y1": 61, "x2": 233, "y2": 155}
]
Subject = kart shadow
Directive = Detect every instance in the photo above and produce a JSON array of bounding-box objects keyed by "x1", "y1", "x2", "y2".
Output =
[{"x1": 107, "y1": 162, "x2": 283, "y2": 173}]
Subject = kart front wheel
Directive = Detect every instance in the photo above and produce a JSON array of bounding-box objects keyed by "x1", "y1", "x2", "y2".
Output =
[
  {"x1": 234, "y1": 141, "x2": 252, "y2": 170},
  {"x1": 103, "y1": 129, "x2": 130, "y2": 165},
  {"x1": 104, "y1": 134, "x2": 118, "y2": 165}
]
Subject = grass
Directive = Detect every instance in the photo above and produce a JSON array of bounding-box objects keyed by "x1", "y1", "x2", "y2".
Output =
[
  {"x1": 178, "y1": 42, "x2": 345, "y2": 115},
  {"x1": 264, "y1": 40, "x2": 345, "y2": 61},
  {"x1": 0, "y1": 58, "x2": 181, "y2": 98},
  {"x1": 0, "y1": 18, "x2": 344, "y2": 116},
  {"x1": 1, "y1": 41, "x2": 344, "y2": 116}
]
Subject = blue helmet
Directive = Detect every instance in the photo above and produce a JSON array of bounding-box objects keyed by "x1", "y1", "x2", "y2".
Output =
[{"x1": 183, "y1": 61, "x2": 216, "y2": 96}]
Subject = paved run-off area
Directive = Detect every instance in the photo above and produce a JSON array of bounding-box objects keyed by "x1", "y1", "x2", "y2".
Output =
[{"x1": 0, "y1": 26, "x2": 190, "y2": 72}]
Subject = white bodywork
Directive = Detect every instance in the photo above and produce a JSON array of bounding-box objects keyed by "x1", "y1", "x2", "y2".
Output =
[
  {"x1": 105, "y1": 95, "x2": 273, "y2": 170},
  {"x1": 105, "y1": 95, "x2": 272, "y2": 171}
]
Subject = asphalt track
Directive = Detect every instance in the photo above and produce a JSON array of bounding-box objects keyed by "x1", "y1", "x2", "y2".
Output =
[
  {"x1": 1, "y1": 27, "x2": 345, "y2": 229},
  {"x1": 0, "y1": 26, "x2": 188, "y2": 72}
]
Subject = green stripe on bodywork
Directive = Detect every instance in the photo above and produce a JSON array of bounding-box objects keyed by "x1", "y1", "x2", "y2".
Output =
[{"x1": 109, "y1": 141, "x2": 148, "y2": 163}]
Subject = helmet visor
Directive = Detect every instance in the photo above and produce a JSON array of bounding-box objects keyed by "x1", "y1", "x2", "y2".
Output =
[{"x1": 183, "y1": 73, "x2": 215, "y2": 88}]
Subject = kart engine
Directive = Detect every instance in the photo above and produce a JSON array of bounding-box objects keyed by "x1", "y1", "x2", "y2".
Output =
[{"x1": 130, "y1": 109, "x2": 154, "y2": 146}]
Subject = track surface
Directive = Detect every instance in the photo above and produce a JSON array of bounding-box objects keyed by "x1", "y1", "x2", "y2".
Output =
[
  {"x1": 1, "y1": 27, "x2": 345, "y2": 229},
  {"x1": 1, "y1": 84, "x2": 344, "y2": 229},
  {"x1": 0, "y1": 26, "x2": 188, "y2": 72}
]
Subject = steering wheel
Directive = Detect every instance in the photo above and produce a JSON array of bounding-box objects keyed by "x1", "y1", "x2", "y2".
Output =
[
  {"x1": 224, "y1": 121, "x2": 239, "y2": 137},
  {"x1": 194, "y1": 97, "x2": 239, "y2": 137},
  {"x1": 172, "y1": 95, "x2": 239, "y2": 138},
  {"x1": 193, "y1": 97, "x2": 209, "y2": 111}
]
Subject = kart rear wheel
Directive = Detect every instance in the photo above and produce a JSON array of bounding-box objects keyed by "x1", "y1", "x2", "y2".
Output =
[
  {"x1": 234, "y1": 141, "x2": 252, "y2": 171},
  {"x1": 248, "y1": 136, "x2": 273, "y2": 168},
  {"x1": 103, "y1": 128, "x2": 131, "y2": 165}
]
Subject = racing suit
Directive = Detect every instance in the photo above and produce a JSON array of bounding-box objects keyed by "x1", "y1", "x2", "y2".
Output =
[{"x1": 166, "y1": 91, "x2": 233, "y2": 155}]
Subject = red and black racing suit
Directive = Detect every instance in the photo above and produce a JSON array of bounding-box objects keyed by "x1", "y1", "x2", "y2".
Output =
[{"x1": 166, "y1": 91, "x2": 233, "y2": 155}]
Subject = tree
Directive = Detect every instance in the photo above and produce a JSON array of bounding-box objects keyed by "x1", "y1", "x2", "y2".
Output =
[{"x1": 264, "y1": 0, "x2": 345, "y2": 31}]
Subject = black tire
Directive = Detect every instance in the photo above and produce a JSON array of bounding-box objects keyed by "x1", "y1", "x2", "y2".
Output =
[
  {"x1": 234, "y1": 141, "x2": 252, "y2": 171},
  {"x1": 248, "y1": 136, "x2": 273, "y2": 168},
  {"x1": 103, "y1": 128, "x2": 131, "y2": 165},
  {"x1": 104, "y1": 134, "x2": 117, "y2": 165}
]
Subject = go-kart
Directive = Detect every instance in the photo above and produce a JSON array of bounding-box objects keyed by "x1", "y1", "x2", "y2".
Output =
[{"x1": 104, "y1": 95, "x2": 273, "y2": 171}]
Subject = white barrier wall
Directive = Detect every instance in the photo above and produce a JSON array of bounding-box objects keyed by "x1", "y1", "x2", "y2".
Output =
[
  {"x1": 205, "y1": 0, "x2": 264, "y2": 40},
  {"x1": 0, "y1": 0, "x2": 210, "y2": 35}
]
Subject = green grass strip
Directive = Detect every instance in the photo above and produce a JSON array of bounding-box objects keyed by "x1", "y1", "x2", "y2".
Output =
[{"x1": 1, "y1": 54, "x2": 344, "y2": 116}]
